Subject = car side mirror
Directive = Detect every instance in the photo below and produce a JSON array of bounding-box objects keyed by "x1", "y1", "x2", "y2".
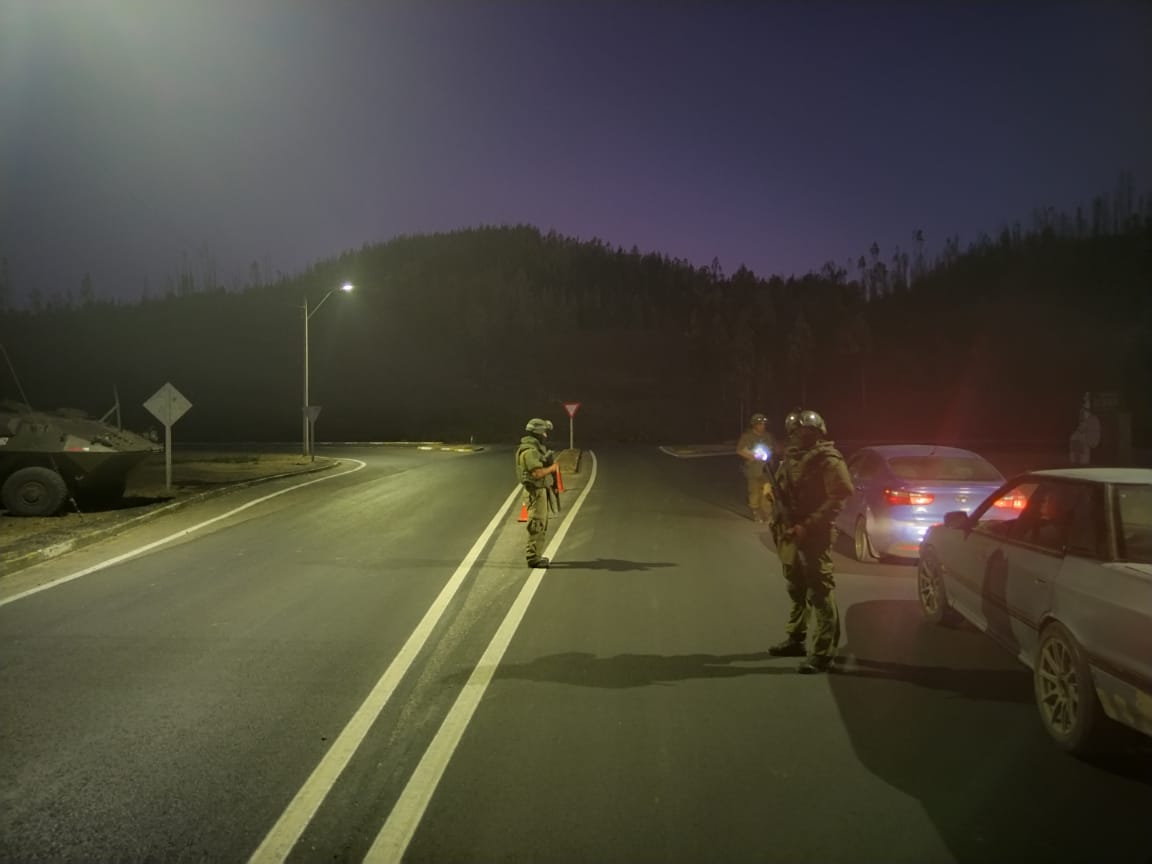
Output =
[{"x1": 943, "y1": 511, "x2": 970, "y2": 530}]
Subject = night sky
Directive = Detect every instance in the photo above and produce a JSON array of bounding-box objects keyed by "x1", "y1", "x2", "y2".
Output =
[{"x1": 2, "y1": 1, "x2": 1149, "y2": 305}]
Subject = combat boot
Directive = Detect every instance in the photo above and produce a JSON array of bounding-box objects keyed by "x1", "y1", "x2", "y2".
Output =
[
  {"x1": 767, "y1": 637, "x2": 806, "y2": 657},
  {"x1": 797, "y1": 655, "x2": 833, "y2": 674},
  {"x1": 527, "y1": 557, "x2": 550, "y2": 568}
]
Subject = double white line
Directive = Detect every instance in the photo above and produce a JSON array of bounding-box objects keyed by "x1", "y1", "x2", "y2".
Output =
[{"x1": 250, "y1": 452, "x2": 599, "y2": 863}]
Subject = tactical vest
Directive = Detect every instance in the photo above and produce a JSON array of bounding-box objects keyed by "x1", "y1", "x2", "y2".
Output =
[
  {"x1": 782, "y1": 441, "x2": 844, "y2": 522},
  {"x1": 516, "y1": 436, "x2": 552, "y2": 489}
]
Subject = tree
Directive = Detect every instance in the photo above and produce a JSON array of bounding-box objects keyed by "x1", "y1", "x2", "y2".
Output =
[
  {"x1": 79, "y1": 272, "x2": 95, "y2": 307},
  {"x1": 0, "y1": 256, "x2": 10, "y2": 311},
  {"x1": 786, "y1": 308, "x2": 813, "y2": 404}
]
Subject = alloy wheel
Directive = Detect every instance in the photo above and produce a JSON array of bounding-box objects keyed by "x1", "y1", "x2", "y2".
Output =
[{"x1": 1037, "y1": 635, "x2": 1080, "y2": 737}]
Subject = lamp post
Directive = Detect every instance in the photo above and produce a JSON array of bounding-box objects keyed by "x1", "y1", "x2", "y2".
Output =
[{"x1": 303, "y1": 282, "x2": 354, "y2": 459}]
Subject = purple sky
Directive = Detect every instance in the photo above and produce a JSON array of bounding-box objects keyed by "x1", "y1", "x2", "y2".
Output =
[{"x1": 2, "y1": 1, "x2": 1149, "y2": 304}]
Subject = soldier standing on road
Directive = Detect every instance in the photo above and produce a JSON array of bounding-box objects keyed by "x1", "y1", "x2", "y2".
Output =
[
  {"x1": 736, "y1": 413, "x2": 777, "y2": 522},
  {"x1": 516, "y1": 418, "x2": 560, "y2": 568},
  {"x1": 767, "y1": 409, "x2": 854, "y2": 673}
]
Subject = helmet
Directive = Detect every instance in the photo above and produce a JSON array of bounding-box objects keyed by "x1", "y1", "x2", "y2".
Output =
[
  {"x1": 525, "y1": 418, "x2": 554, "y2": 435},
  {"x1": 785, "y1": 409, "x2": 827, "y2": 436},
  {"x1": 750, "y1": 413, "x2": 768, "y2": 424}
]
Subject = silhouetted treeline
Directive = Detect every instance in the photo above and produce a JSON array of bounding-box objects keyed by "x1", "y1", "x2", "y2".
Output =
[{"x1": 1, "y1": 180, "x2": 1149, "y2": 448}]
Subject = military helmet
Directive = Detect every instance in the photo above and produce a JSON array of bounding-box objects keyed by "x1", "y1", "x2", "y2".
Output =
[
  {"x1": 750, "y1": 413, "x2": 769, "y2": 424},
  {"x1": 525, "y1": 417, "x2": 554, "y2": 434},
  {"x1": 785, "y1": 409, "x2": 827, "y2": 436}
]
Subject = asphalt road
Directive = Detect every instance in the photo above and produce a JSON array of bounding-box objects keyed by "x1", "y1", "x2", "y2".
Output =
[{"x1": 1, "y1": 445, "x2": 1149, "y2": 863}]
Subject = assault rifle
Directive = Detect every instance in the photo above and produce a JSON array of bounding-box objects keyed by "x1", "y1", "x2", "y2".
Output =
[
  {"x1": 755, "y1": 446, "x2": 791, "y2": 527},
  {"x1": 757, "y1": 447, "x2": 806, "y2": 565},
  {"x1": 543, "y1": 450, "x2": 561, "y2": 512}
]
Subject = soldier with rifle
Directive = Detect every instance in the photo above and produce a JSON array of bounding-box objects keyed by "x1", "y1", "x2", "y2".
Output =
[
  {"x1": 516, "y1": 418, "x2": 560, "y2": 568},
  {"x1": 765, "y1": 409, "x2": 854, "y2": 673}
]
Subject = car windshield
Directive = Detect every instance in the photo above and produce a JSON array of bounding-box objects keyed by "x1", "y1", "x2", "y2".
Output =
[
  {"x1": 1115, "y1": 484, "x2": 1152, "y2": 564},
  {"x1": 886, "y1": 455, "x2": 1002, "y2": 482}
]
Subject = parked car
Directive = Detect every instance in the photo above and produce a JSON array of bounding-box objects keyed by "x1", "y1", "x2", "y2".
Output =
[
  {"x1": 917, "y1": 467, "x2": 1152, "y2": 754},
  {"x1": 836, "y1": 444, "x2": 1012, "y2": 561}
]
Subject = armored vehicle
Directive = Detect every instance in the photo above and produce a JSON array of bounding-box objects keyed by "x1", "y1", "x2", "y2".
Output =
[{"x1": 0, "y1": 403, "x2": 161, "y2": 516}]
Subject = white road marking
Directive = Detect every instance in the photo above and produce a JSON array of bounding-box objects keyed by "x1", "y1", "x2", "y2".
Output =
[
  {"x1": 363, "y1": 451, "x2": 600, "y2": 864},
  {"x1": 246, "y1": 480, "x2": 529, "y2": 864},
  {"x1": 0, "y1": 460, "x2": 369, "y2": 609},
  {"x1": 658, "y1": 444, "x2": 732, "y2": 458}
]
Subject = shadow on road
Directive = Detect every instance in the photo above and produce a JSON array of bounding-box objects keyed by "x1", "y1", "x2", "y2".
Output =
[
  {"x1": 546, "y1": 559, "x2": 677, "y2": 572},
  {"x1": 830, "y1": 598, "x2": 1152, "y2": 863},
  {"x1": 489, "y1": 650, "x2": 796, "y2": 688}
]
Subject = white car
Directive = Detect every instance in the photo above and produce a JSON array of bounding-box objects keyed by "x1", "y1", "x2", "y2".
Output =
[{"x1": 917, "y1": 467, "x2": 1152, "y2": 754}]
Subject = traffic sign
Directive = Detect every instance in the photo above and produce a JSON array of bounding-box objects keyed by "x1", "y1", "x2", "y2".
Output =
[
  {"x1": 563, "y1": 402, "x2": 580, "y2": 418},
  {"x1": 144, "y1": 382, "x2": 192, "y2": 426}
]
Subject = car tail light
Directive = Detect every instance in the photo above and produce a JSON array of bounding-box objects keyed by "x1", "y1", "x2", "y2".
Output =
[
  {"x1": 884, "y1": 488, "x2": 934, "y2": 506},
  {"x1": 993, "y1": 493, "x2": 1028, "y2": 510}
]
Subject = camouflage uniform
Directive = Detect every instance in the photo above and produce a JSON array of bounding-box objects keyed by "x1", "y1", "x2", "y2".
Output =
[
  {"x1": 770, "y1": 436, "x2": 853, "y2": 668},
  {"x1": 516, "y1": 426, "x2": 556, "y2": 565},
  {"x1": 736, "y1": 419, "x2": 776, "y2": 521}
]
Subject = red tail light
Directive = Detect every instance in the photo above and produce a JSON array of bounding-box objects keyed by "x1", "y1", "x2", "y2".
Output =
[
  {"x1": 993, "y1": 493, "x2": 1028, "y2": 510},
  {"x1": 884, "y1": 488, "x2": 934, "y2": 506}
]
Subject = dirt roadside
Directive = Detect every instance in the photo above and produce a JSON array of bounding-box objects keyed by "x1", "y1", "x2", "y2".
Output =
[{"x1": 0, "y1": 451, "x2": 340, "y2": 575}]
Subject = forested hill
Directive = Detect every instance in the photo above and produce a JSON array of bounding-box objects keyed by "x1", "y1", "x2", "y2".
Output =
[{"x1": 1, "y1": 208, "x2": 1148, "y2": 447}]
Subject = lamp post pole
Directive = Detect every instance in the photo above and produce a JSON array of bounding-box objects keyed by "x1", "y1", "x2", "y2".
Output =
[
  {"x1": 302, "y1": 282, "x2": 354, "y2": 460},
  {"x1": 302, "y1": 297, "x2": 311, "y2": 458}
]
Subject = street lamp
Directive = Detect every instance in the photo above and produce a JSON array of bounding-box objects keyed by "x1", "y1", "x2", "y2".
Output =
[{"x1": 303, "y1": 282, "x2": 354, "y2": 459}]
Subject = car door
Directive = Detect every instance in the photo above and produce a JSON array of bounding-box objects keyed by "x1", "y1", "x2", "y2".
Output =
[
  {"x1": 941, "y1": 478, "x2": 1037, "y2": 633},
  {"x1": 1055, "y1": 482, "x2": 1152, "y2": 733},
  {"x1": 839, "y1": 449, "x2": 875, "y2": 534},
  {"x1": 989, "y1": 480, "x2": 1078, "y2": 663}
]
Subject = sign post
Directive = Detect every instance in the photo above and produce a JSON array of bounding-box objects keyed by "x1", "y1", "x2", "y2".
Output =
[
  {"x1": 562, "y1": 401, "x2": 580, "y2": 450},
  {"x1": 304, "y1": 405, "x2": 323, "y2": 461},
  {"x1": 143, "y1": 382, "x2": 193, "y2": 490}
]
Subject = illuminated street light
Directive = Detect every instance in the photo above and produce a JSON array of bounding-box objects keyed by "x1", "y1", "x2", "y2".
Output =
[{"x1": 303, "y1": 282, "x2": 354, "y2": 459}]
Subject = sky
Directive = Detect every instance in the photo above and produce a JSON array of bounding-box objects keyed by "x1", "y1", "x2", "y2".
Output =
[{"x1": 1, "y1": 0, "x2": 1149, "y2": 305}]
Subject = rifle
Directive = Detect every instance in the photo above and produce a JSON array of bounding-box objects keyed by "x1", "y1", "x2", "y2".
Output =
[
  {"x1": 543, "y1": 451, "x2": 561, "y2": 512},
  {"x1": 758, "y1": 448, "x2": 792, "y2": 527},
  {"x1": 759, "y1": 448, "x2": 808, "y2": 566}
]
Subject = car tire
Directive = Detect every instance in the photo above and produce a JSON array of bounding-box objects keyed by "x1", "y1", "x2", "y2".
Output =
[
  {"x1": 853, "y1": 515, "x2": 879, "y2": 562},
  {"x1": 916, "y1": 550, "x2": 958, "y2": 626},
  {"x1": 1, "y1": 466, "x2": 69, "y2": 517},
  {"x1": 1034, "y1": 621, "x2": 1108, "y2": 755}
]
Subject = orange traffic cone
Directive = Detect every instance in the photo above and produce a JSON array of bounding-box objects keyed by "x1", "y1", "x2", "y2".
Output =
[
  {"x1": 518, "y1": 503, "x2": 528, "y2": 522},
  {"x1": 555, "y1": 469, "x2": 564, "y2": 493}
]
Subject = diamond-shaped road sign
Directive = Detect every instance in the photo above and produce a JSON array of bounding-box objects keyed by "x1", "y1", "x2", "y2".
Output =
[
  {"x1": 144, "y1": 382, "x2": 192, "y2": 426},
  {"x1": 563, "y1": 402, "x2": 580, "y2": 418}
]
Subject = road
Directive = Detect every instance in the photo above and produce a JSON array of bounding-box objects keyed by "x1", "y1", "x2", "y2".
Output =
[{"x1": 1, "y1": 444, "x2": 1149, "y2": 863}]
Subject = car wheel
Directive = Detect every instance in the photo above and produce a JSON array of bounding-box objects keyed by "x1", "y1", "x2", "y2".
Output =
[
  {"x1": 1, "y1": 466, "x2": 69, "y2": 517},
  {"x1": 853, "y1": 515, "x2": 878, "y2": 562},
  {"x1": 916, "y1": 551, "x2": 957, "y2": 626},
  {"x1": 1034, "y1": 621, "x2": 1106, "y2": 755}
]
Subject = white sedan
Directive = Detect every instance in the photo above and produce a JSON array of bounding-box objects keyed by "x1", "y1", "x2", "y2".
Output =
[{"x1": 917, "y1": 467, "x2": 1152, "y2": 755}]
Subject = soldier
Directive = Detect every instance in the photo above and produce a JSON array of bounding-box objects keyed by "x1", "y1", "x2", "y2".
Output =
[
  {"x1": 736, "y1": 412, "x2": 776, "y2": 522},
  {"x1": 516, "y1": 417, "x2": 560, "y2": 568},
  {"x1": 767, "y1": 409, "x2": 854, "y2": 673}
]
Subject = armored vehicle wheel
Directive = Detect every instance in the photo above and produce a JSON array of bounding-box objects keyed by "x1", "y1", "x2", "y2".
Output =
[{"x1": 2, "y1": 466, "x2": 69, "y2": 516}]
